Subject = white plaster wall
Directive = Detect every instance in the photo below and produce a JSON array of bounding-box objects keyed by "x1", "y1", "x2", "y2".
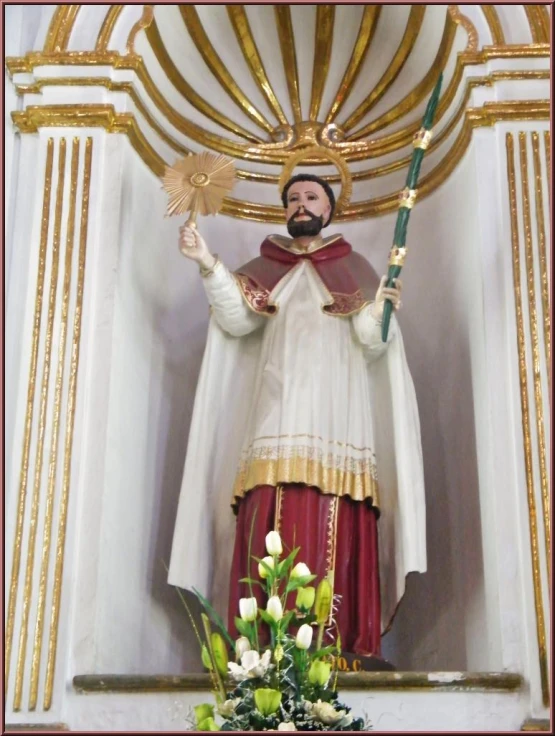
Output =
[{"x1": 61, "y1": 687, "x2": 528, "y2": 732}]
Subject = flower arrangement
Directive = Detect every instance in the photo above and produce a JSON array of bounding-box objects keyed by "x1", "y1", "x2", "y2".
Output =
[{"x1": 177, "y1": 530, "x2": 368, "y2": 731}]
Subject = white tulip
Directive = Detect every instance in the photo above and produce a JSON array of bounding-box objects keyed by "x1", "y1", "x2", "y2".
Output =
[
  {"x1": 290, "y1": 562, "x2": 311, "y2": 579},
  {"x1": 295, "y1": 623, "x2": 313, "y2": 650},
  {"x1": 267, "y1": 595, "x2": 284, "y2": 622},
  {"x1": 277, "y1": 723, "x2": 297, "y2": 731},
  {"x1": 265, "y1": 531, "x2": 283, "y2": 556},
  {"x1": 258, "y1": 556, "x2": 275, "y2": 579},
  {"x1": 239, "y1": 597, "x2": 258, "y2": 622},
  {"x1": 235, "y1": 636, "x2": 251, "y2": 660}
]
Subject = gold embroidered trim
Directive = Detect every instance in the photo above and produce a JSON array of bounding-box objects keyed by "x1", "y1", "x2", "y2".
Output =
[
  {"x1": 234, "y1": 272, "x2": 278, "y2": 316},
  {"x1": 233, "y1": 452, "x2": 379, "y2": 506},
  {"x1": 325, "y1": 496, "x2": 339, "y2": 627},
  {"x1": 324, "y1": 290, "x2": 368, "y2": 315},
  {"x1": 242, "y1": 433, "x2": 377, "y2": 456},
  {"x1": 274, "y1": 485, "x2": 284, "y2": 535}
]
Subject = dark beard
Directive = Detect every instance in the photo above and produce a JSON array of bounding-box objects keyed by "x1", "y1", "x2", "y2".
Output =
[{"x1": 286, "y1": 210, "x2": 324, "y2": 238}]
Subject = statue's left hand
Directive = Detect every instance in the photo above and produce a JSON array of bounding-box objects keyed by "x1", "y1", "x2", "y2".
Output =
[{"x1": 371, "y1": 275, "x2": 402, "y2": 321}]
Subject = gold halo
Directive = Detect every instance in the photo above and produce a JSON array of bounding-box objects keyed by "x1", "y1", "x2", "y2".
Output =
[{"x1": 278, "y1": 147, "x2": 352, "y2": 215}]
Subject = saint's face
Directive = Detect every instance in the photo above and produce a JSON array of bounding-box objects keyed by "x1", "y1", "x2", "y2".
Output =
[{"x1": 285, "y1": 181, "x2": 331, "y2": 238}]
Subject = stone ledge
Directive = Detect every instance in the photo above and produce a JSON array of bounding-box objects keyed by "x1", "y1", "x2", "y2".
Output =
[
  {"x1": 521, "y1": 718, "x2": 551, "y2": 731},
  {"x1": 73, "y1": 671, "x2": 523, "y2": 694}
]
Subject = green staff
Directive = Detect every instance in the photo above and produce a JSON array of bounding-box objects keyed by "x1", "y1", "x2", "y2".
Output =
[{"x1": 381, "y1": 73, "x2": 443, "y2": 342}]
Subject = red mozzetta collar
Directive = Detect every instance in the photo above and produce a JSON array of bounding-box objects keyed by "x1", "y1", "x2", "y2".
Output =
[{"x1": 260, "y1": 236, "x2": 352, "y2": 263}]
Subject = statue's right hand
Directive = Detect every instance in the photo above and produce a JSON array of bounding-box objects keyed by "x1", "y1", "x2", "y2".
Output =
[{"x1": 178, "y1": 224, "x2": 214, "y2": 270}]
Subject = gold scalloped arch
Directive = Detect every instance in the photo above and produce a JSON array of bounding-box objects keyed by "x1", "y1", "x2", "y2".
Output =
[{"x1": 7, "y1": 4, "x2": 550, "y2": 221}]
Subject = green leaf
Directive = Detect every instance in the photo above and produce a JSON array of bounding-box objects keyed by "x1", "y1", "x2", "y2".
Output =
[
  {"x1": 234, "y1": 617, "x2": 253, "y2": 638},
  {"x1": 259, "y1": 609, "x2": 277, "y2": 626},
  {"x1": 285, "y1": 574, "x2": 316, "y2": 594},
  {"x1": 310, "y1": 645, "x2": 336, "y2": 659},
  {"x1": 276, "y1": 546, "x2": 300, "y2": 578},
  {"x1": 238, "y1": 578, "x2": 264, "y2": 589},
  {"x1": 280, "y1": 611, "x2": 295, "y2": 631},
  {"x1": 252, "y1": 557, "x2": 276, "y2": 582},
  {"x1": 193, "y1": 587, "x2": 235, "y2": 650}
]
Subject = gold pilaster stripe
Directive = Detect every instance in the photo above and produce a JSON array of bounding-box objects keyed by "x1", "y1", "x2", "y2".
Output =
[
  {"x1": 308, "y1": 5, "x2": 336, "y2": 121},
  {"x1": 531, "y1": 132, "x2": 551, "y2": 407},
  {"x1": 95, "y1": 5, "x2": 123, "y2": 52},
  {"x1": 29, "y1": 139, "x2": 80, "y2": 711},
  {"x1": 44, "y1": 137, "x2": 93, "y2": 711},
  {"x1": 324, "y1": 5, "x2": 381, "y2": 125},
  {"x1": 13, "y1": 139, "x2": 67, "y2": 711},
  {"x1": 524, "y1": 6, "x2": 551, "y2": 44},
  {"x1": 43, "y1": 6, "x2": 80, "y2": 53},
  {"x1": 126, "y1": 4, "x2": 154, "y2": 55},
  {"x1": 506, "y1": 133, "x2": 549, "y2": 708},
  {"x1": 340, "y1": 6, "x2": 424, "y2": 132},
  {"x1": 519, "y1": 133, "x2": 551, "y2": 582},
  {"x1": 145, "y1": 20, "x2": 259, "y2": 143},
  {"x1": 274, "y1": 5, "x2": 302, "y2": 124},
  {"x1": 544, "y1": 131, "x2": 551, "y2": 215},
  {"x1": 480, "y1": 5, "x2": 505, "y2": 45},
  {"x1": 226, "y1": 6, "x2": 288, "y2": 126},
  {"x1": 5, "y1": 140, "x2": 54, "y2": 695},
  {"x1": 350, "y1": 11, "x2": 456, "y2": 139},
  {"x1": 179, "y1": 5, "x2": 273, "y2": 134}
]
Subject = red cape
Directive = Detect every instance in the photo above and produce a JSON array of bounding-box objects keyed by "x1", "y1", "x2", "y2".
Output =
[{"x1": 234, "y1": 235, "x2": 380, "y2": 316}]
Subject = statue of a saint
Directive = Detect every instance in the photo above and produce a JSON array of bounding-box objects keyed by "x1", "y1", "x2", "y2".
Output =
[{"x1": 167, "y1": 174, "x2": 426, "y2": 661}]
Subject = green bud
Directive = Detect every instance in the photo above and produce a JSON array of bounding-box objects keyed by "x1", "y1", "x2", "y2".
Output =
[
  {"x1": 211, "y1": 632, "x2": 229, "y2": 677},
  {"x1": 314, "y1": 578, "x2": 333, "y2": 624},
  {"x1": 194, "y1": 703, "x2": 215, "y2": 725},
  {"x1": 201, "y1": 644, "x2": 213, "y2": 671},
  {"x1": 254, "y1": 688, "x2": 282, "y2": 716},
  {"x1": 197, "y1": 716, "x2": 220, "y2": 731},
  {"x1": 296, "y1": 586, "x2": 316, "y2": 611},
  {"x1": 308, "y1": 660, "x2": 332, "y2": 687}
]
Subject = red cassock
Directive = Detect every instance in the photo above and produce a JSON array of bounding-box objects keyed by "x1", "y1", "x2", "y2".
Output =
[{"x1": 228, "y1": 237, "x2": 382, "y2": 656}]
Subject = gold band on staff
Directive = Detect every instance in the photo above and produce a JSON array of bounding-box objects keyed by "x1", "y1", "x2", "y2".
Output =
[
  {"x1": 413, "y1": 128, "x2": 433, "y2": 150},
  {"x1": 398, "y1": 187, "x2": 417, "y2": 209},
  {"x1": 388, "y1": 246, "x2": 407, "y2": 267}
]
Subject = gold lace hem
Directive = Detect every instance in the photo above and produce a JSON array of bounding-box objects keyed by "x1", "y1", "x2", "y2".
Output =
[{"x1": 232, "y1": 457, "x2": 379, "y2": 508}]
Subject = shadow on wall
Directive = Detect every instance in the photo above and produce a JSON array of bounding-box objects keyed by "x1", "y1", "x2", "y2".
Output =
[
  {"x1": 380, "y1": 177, "x2": 485, "y2": 671},
  {"x1": 142, "y1": 263, "x2": 209, "y2": 672}
]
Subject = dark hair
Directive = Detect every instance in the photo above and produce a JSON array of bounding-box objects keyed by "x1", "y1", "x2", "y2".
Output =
[{"x1": 281, "y1": 174, "x2": 336, "y2": 227}]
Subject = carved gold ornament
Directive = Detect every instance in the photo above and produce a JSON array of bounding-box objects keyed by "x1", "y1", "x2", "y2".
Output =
[{"x1": 162, "y1": 152, "x2": 236, "y2": 224}]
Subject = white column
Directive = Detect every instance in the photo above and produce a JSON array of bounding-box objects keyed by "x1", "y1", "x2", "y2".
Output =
[
  {"x1": 4, "y1": 127, "x2": 124, "y2": 723},
  {"x1": 472, "y1": 121, "x2": 551, "y2": 717}
]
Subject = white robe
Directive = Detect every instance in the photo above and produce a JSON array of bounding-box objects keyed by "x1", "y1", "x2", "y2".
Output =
[{"x1": 168, "y1": 254, "x2": 426, "y2": 632}]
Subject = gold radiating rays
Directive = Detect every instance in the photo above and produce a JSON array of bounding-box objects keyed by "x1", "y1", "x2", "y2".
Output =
[{"x1": 163, "y1": 152, "x2": 236, "y2": 222}]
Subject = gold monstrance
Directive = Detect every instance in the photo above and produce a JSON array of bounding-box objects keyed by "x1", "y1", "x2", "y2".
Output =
[{"x1": 162, "y1": 151, "x2": 236, "y2": 227}]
